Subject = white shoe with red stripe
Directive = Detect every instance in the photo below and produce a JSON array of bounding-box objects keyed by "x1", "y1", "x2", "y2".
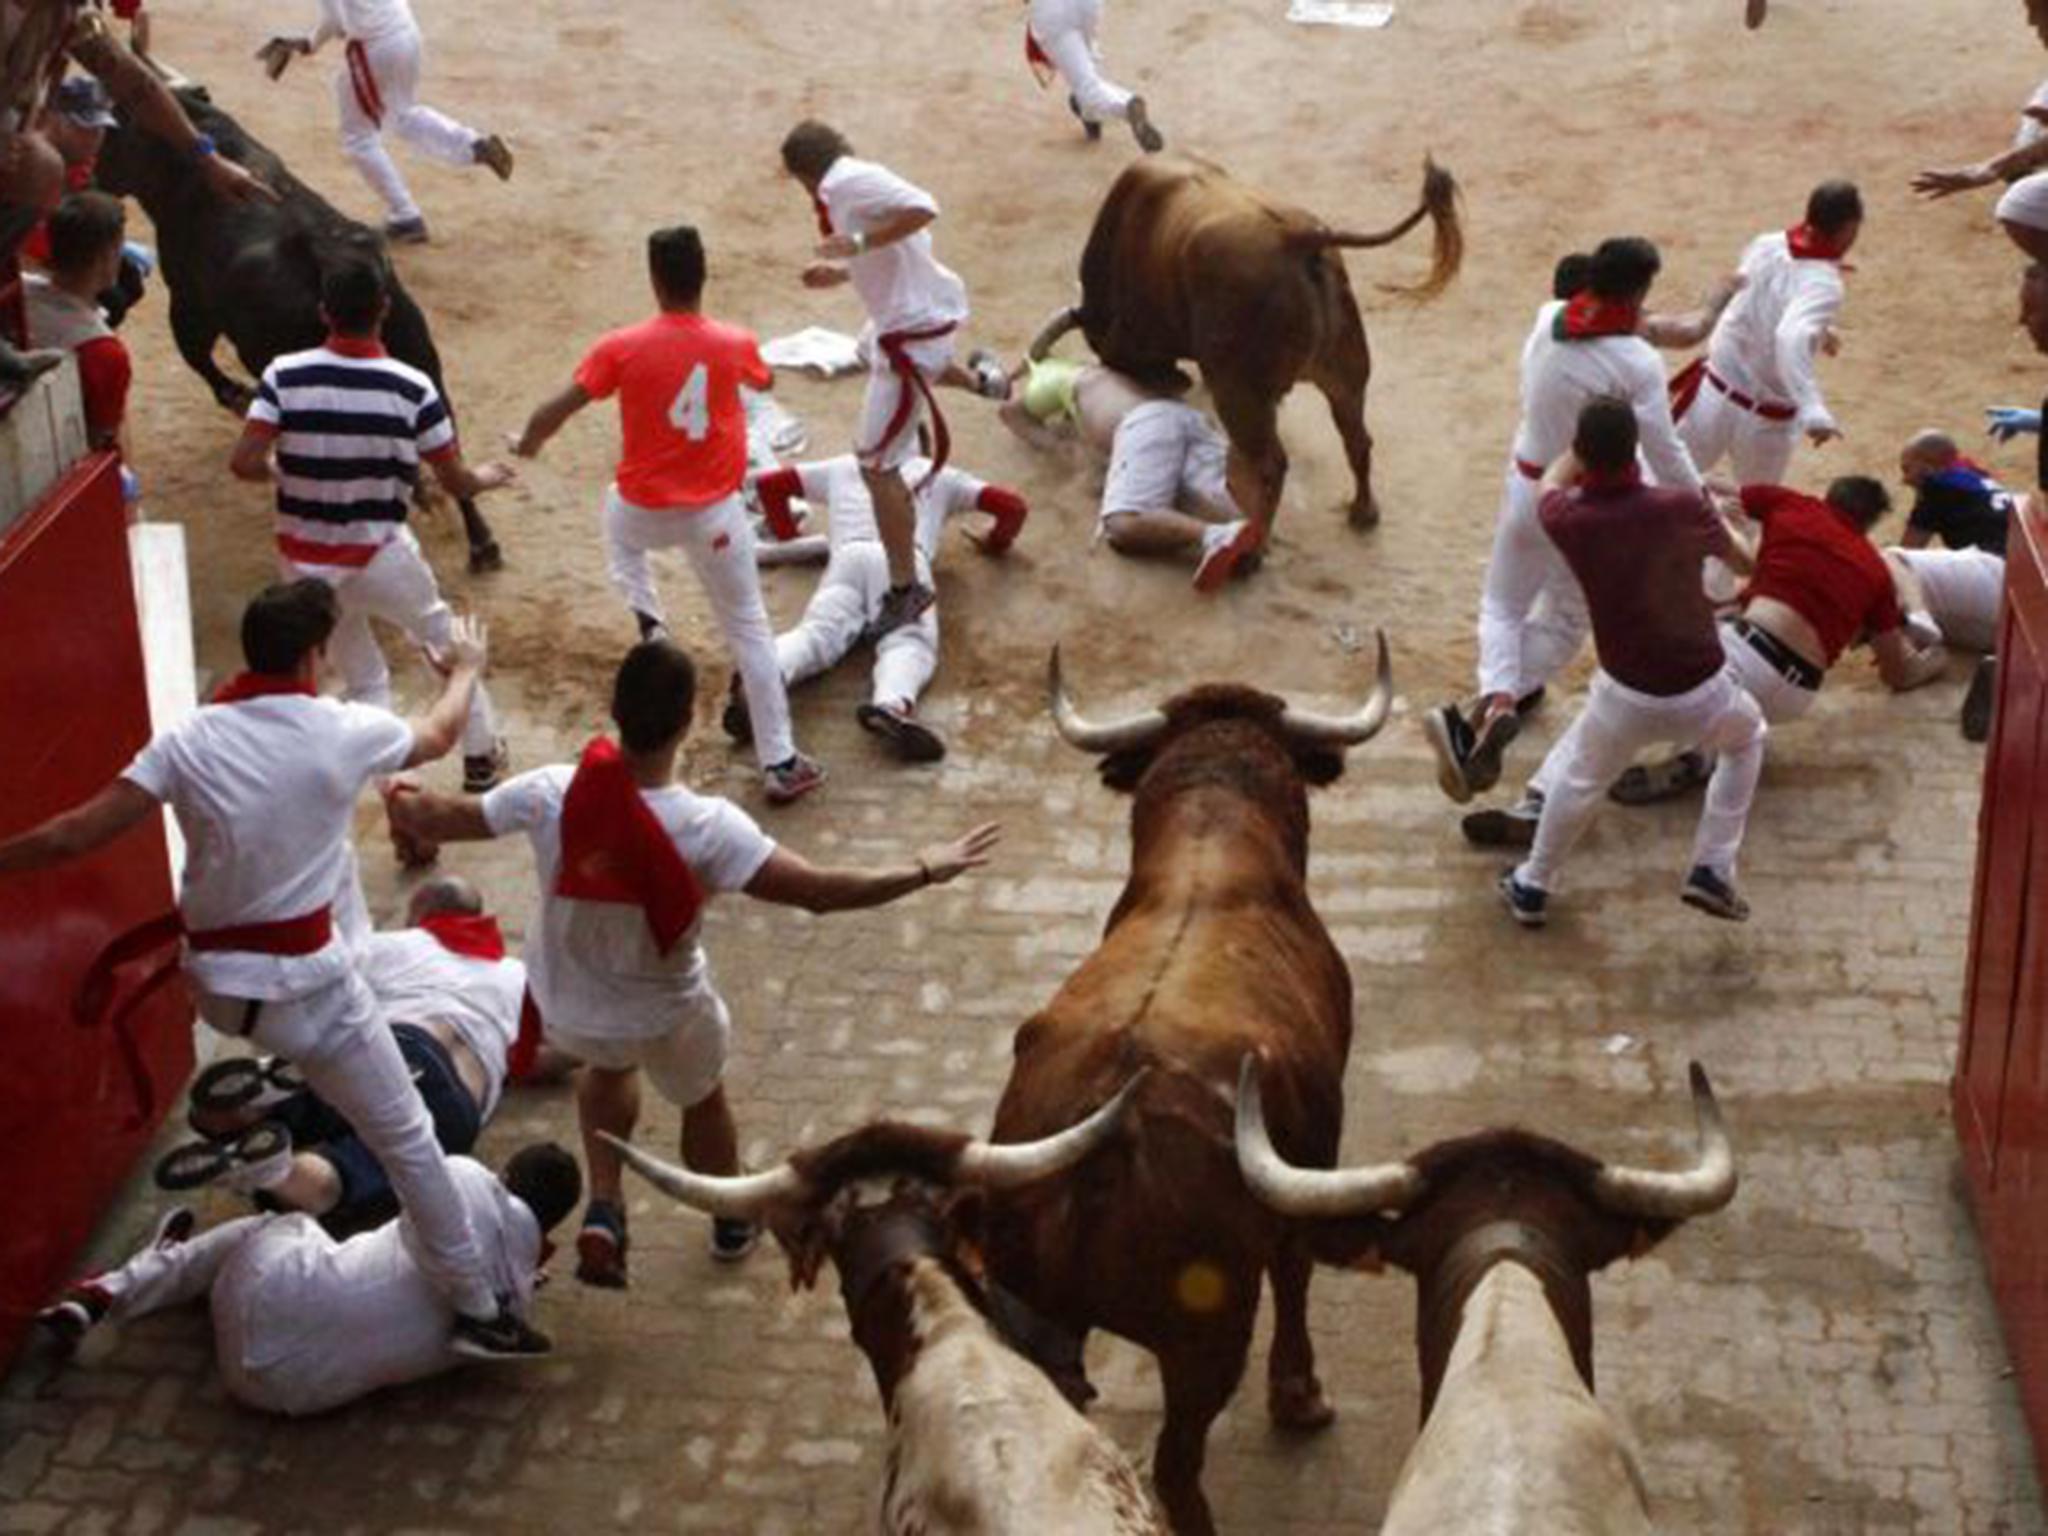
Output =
[{"x1": 1193, "y1": 520, "x2": 1264, "y2": 593}]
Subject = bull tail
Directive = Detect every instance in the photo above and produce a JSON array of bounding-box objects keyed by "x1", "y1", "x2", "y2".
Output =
[{"x1": 1302, "y1": 156, "x2": 1464, "y2": 303}]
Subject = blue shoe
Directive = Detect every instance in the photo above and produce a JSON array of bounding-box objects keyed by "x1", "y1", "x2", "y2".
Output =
[
  {"x1": 1680, "y1": 865, "x2": 1749, "y2": 923},
  {"x1": 1498, "y1": 869, "x2": 1548, "y2": 928}
]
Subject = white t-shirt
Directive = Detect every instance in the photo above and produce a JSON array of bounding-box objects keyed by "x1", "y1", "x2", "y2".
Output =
[
  {"x1": 1510, "y1": 301, "x2": 1701, "y2": 493},
  {"x1": 817, "y1": 157, "x2": 970, "y2": 336},
  {"x1": 790, "y1": 454, "x2": 987, "y2": 560},
  {"x1": 357, "y1": 930, "x2": 526, "y2": 1118},
  {"x1": 482, "y1": 765, "x2": 776, "y2": 1040},
  {"x1": 315, "y1": 0, "x2": 418, "y2": 44},
  {"x1": 121, "y1": 696, "x2": 414, "y2": 1001},
  {"x1": 1703, "y1": 231, "x2": 1845, "y2": 435}
]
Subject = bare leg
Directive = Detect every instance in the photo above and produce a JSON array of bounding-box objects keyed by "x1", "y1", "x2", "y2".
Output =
[
  {"x1": 681, "y1": 1085, "x2": 740, "y2": 1176},
  {"x1": 263, "y1": 1153, "x2": 345, "y2": 1217},
  {"x1": 861, "y1": 465, "x2": 920, "y2": 592},
  {"x1": 577, "y1": 1065, "x2": 641, "y2": 1208},
  {"x1": 1266, "y1": 1238, "x2": 1335, "y2": 1429}
]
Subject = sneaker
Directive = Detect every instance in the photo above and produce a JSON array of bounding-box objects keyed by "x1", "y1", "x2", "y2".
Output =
[
  {"x1": 1461, "y1": 792, "x2": 1543, "y2": 850},
  {"x1": 1193, "y1": 520, "x2": 1264, "y2": 593},
  {"x1": 574, "y1": 1200, "x2": 629, "y2": 1290},
  {"x1": 857, "y1": 701, "x2": 947, "y2": 763},
  {"x1": 189, "y1": 1055, "x2": 302, "y2": 1124},
  {"x1": 763, "y1": 752, "x2": 827, "y2": 806},
  {"x1": 1515, "y1": 686, "x2": 1547, "y2": 717},
  {"x1": 1608, "y1": 750, "x2": 1710, "y2": 807},
  {"x1": 1422, "y1": 702, "x2": 1478, "y2": 804},
  {"x1": 1962, "y1": 655, "x2": 1996, "y2": 744},
  {"x1": 1127, "y1": 96, "x2": 1165, "y2": 153},
  {"x1": 154, "y1": 1121, "x2": 293, "y2": 1194},
  {"x1": 149, "y1": 1207, "x2": 197, "y2": 1250},
  {"x1": 467, "y1": 539, "x2": 505, "y2": 575},
  {"x1": 722, "y1": 673, "x2": 754, "y2": 745},
  {"x1": 37, "y1": 1282, "x2": 112, "y2": 1350},
  {"x1": 872, "y1": 582, "x2": 936, "y2": 638},
  {"x1": 472, "y1": 133, "x2": 514, "y2": 181},
  {"x1": 710, "y1": 1217, "x2": 760, "y2": 1263},
  {"x1": 1498, "y1": 869, "x2": 1548, "y2": 928},
  {"x1": 450, "y1": 1299, "x2": 553, "y2": 1360},
  {"x1": 1463, "y1": 709, "x2": 1521, "y2": 797},
  {"x1": 463, "y1": 738, "x2": 511, "y2": 794},
  {"x1": 966, "y1": 348, "x2": 1011, "y2": 402},
  {"x1": 384, "y1": 216, "x2": 429, "y2": 245},
  {"x1": 1069, "y1": 94, "x2": 1103, "y2": 141},
  {"x1": 634, "y1": 611, "x2": 669, "y2": 644},
  {"x1": 1680, "y1": 865, "x2": 1750, "y2": 923}
]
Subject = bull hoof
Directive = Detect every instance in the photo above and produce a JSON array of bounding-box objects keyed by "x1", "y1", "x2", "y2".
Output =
[
  {"x1": 467, "y1": 540, "x2": 505, "y2": 575},
  {"x1": 1347, "y1": 497, "x2": 1381, "y2": 532},
  {"x1": 1049, "y1": 1364, "x2": 1099, "y2": 1412},
  {"x1": 1269, "y1": 1375, "x2": 1336, "y2": 1433}
]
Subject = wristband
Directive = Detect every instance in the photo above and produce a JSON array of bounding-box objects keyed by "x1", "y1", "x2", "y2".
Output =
[{"x1": 190, "y1": 133, "x2": 217, "y2": 160}]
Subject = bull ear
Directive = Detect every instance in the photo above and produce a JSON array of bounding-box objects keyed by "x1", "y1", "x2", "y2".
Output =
[
  {"x1": 1098, "y1": 750, "x2": 1151, "y2": 792},
  {"x1": 942, "y1": 1188, "x2": 989, "y2": 1279},
  {"x1": 1292, "y1": 747, "x2": 1346, "y2": 787}
]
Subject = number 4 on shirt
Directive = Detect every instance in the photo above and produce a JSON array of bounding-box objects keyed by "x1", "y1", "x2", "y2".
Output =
[{"x1": 667, "y1": 364, "x2": 710, "y2": 442}]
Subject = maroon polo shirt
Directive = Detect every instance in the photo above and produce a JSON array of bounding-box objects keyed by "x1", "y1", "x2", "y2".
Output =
[{"x1": 1539, "y1": 477, "x2": 1733, "y2": 697}]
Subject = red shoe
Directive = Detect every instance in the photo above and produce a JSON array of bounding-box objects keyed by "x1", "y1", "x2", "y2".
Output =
[{"x1": 1193, "y1": 519, "x2": 1264, "y2": 593}]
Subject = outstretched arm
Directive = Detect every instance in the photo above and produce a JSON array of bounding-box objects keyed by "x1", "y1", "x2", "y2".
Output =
[
  {"x1": 71, "y1": 20, "x2": 276, "y2": 205},
  {"x1": 1640, "y1": 272, "x2": 1744, "y2": 350},
  {"x1": 403, "y1": 616, "x2": 489, "y2": 768},
  {"x1": 511, "y1": 382, "x2": 592, "y2": 459},
  {"x1": 387, "y1": 785, "x2": 496, "y2": 846},
  {"x1": 1873, "y1": 627, "x2": 1948, "y2": 692},
  {"x1": 0, "y1": 780, "x2": 159, "y2": 876},
  {"x1": 744, "y1": 822, "x2": 1000, "y2": 914}
]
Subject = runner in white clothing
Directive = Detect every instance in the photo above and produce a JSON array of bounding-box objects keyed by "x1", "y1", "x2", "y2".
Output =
[
  {"x1": 1423, "y1": 236, "x2": 1703, "y2": 804},
  {"x1": 1915, "y1": 79, "x2": 2048, "y2": 263},
  {"x1": 781, "y1": 121, "x2": 1008, "y2": 639},
  {"x1": 745, "y1": 452, "x2": 1029, "y2": 761},
  {"x1": 36, "y1": 1148, "x2": 581, "y2": 1414},
  {"x1": 256, "y1": 0, "x2": 512, "y2": 243},
  {"x1": 389, "y1": 639, "x2": 1001, "y2": 1284},
  {"x1": 0, "y1": 580, "x2": 544, "y2": 1360},
  {"x1": 1023, "y1": 0, "x2": 1164, "y2": 153}
]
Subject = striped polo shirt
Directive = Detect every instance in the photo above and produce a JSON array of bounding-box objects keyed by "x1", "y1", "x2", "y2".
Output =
[{"x1": 245, "y1": 333, "x2": 456, "y2": 567}]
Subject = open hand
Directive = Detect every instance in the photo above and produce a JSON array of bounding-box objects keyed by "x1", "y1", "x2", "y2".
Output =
[
  {"x1": 801, "y1": 261, "x2": 850, "y2": 290},
  {"x1": 428, "y1": 614, "x2": 490, "y2": 675},
  {"x1": 1912, "y1": 164, "x2": 1994, "y2": 199},
  {"x1": 200, "y1": 153, "x2": 279, "y2": 205},
  {"x1": 470, "y1": 460, "x2": 517, "y2": 491},
  {"x1": 921, "y1": 822, "x2": 1002, "y2": 884},
  {"x1": 255, "y1": 34, "x2": 311, "y2": 80},
  {"x1": 1987, "y1": 406, "x2": 2043, "y2": 442}
]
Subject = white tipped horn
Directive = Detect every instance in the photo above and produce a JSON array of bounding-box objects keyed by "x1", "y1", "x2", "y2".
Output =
[
  {"x1": 1278, "y1": 630, "x2": 1395, "y2": 748},
  {"x1": 1592, "y1": 1062, "x2": 1739, "y2": 1220},
  {"x1": 1233, "y1": 1055, "x2": 1423, "y2": 1217},
  {"x1": 956, "y1": 1070, "x2": 1148, "y2": 1190},
  {"x1": 1048, "y1": 645, "x2": 1168, "y2": 755},
  {"x1": 601, "y1": 1133, "x2": 808, "y2": 1219}
]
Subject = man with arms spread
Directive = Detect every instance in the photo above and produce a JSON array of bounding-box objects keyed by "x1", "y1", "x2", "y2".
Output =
[
  {"x1": 388, "y1": 639, "x2": 1000, "y2": 1283},
  {"x1": 0, "y1": 580, "x2": 544, "y2": 1358},
  {"x1": 514, "y1": 224, "x2": 822, "y2": 806}
]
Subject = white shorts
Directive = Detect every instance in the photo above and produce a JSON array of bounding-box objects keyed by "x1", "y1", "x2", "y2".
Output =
[
  {"x1": 1998, "y1": 172, "x2": 2048, "y2": 232},
  {"x1": 545, "y1": 989, "x2": 731, "y2": 1110},
  {"x1": 858, "y1": 328, "x2": 957, "y2": 473},
  {"x1": 1101, "y1": 400, "x2": 1234, "y2": 522}
]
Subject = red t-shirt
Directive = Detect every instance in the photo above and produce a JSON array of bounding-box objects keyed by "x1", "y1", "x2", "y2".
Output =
[
  {"x1": 74, "y1": 334, "x2": 130, "y2": 445},
  {"x1": 573, "y1": 311, "x2": 769, "y2": 510},
  {"x1": 1740, "y1": 486, "x2": 1902, "y2": 664}
]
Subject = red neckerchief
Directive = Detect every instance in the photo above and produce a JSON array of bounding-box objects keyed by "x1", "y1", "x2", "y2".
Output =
[
  {"x1": 1785, "y1": 224, "x2": 1851, "y2": 263},
  {"x1": 417, "y1": 912, "x2": 508, "y2": 962},
  {"x1": 1554, "y1": 291, "x2": 1641, "y2": 341},
  {"x1": 1025, "y1": 27, "x2": 1056, "y2": 85},
  {"x1": 810, "y1": 190, "x2": 834, "y2": 238},
  {"x1": 211, "y1": 672, "x2": 317, "y2": 704},
  {"x1": 555, "y1": 738, "x2": 704, "y2": 955},
  {"x1": 324, "y1": 332, "x2": 388, "y2": 358},
  {"x1": 1578, "y1": 464, "x2": 1643, "y2": 493}
]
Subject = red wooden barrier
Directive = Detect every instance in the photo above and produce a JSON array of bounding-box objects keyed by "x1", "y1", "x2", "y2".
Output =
[
  {"x1": 1956, "y1": 490, "x2": 2048, "y2": 1482},
  {"x1": 0, "y1": 451, "x2": 191, "y2": 1367}
]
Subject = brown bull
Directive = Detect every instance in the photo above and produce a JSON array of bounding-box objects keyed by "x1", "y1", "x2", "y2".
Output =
[
  {"x1": 1236, "y1": 1059, "x2": 1738, "y2": 1534},
  {"x1": 1072, "y1": 153, "x2": 1461, "y2": 534},
  {"x1": 605, "y1": 1086, "x2": 1165, "y2": 1536},
  {"x1": 979, "y1": 637, "x2": 1395, "y2": 1536}
]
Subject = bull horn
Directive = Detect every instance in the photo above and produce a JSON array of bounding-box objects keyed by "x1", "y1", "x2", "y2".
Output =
[
  {"x1": 1047, "y1": 646, "x2": 1168, "y2": 755},
  {"x1": 1591, "y1": 1062, "x2": 1739, "y2": 1220},
  {"x1": 1234, "y1": 1055, "x2": 1423, "y2": 1217},
  {"x1": 600, "y1": 1133, "x2": 808, "y2": 1219},
  {"x1": 1278, "y1": 630, "x2": 1395, "y2": 748},
  {"x1": 956, "y1": 1070, "x2": 1147, "y2": 1190}
]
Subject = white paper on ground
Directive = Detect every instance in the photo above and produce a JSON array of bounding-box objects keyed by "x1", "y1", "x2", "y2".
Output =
[
  {"x1": 761, "y1": 326, "x2": 865, "y2": 377},
  {"x1": 1287, "y1": 0, "x2": 1395, "y2": 26}
]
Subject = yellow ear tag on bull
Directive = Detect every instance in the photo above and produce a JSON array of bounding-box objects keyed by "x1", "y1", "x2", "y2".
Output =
[{"x1": 1175, "y1": 1261, "x2": 1229, "y2": 1315}]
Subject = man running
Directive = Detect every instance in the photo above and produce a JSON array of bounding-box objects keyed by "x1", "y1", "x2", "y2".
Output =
[
  {"x1": 257, "y1": 0, "x2": 512, "y2": 244},
  {"x1": 0, "y1": 580, "x2": 545, "y2": 1358},
  {"x1": 387, "y1": 639, "x2": 1000, "y2": 1284},
  {"x1": 1023, "y1": 0, "x2": 1164, "y2": 153},
  {"x1": 513, "y1": 224, "x2": 822, "y2": 806}
]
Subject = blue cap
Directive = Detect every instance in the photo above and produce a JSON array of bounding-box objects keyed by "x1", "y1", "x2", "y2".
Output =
[{"x1": 53, "y1": 77, "x2": 118, "y2": 130}]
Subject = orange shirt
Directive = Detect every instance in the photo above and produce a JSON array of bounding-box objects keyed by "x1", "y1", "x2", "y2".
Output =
[{"x1": 574, "y1": 311, "x2": 770, "y2": 509}]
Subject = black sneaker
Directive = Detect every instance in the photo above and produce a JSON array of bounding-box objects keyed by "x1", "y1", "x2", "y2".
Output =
[
  {"x1": 450, "y1": 1300, "x2": 552, "y2": 1359},
  {"x1": 149, "y1": 1206, "x2": 197, "y2": 1250},
  {"x1": 575, "y1": 1201, "x2": 629, "y2": 1290},
  {"x1": 1463, "y1": 710, "x2": 1522, "y2": 797},
  {"x1": 1515, "y1": 686, "x2": 1547, "y2": 717},
  {"x1": 1422, "y1": 703, "x2": 1477, "y2": 803},
  {"x1": 384, "y1": 216, "x2": 430, "y2": 246},
  {"x1": 1680, "y1": 865, "x2": 1749, "y2": 923},
  {"x1": 37, "y1": 1283, "x2": 111, "y2": 1350},
  {"x1": 1498, "y1": 868, "x2": 1548, "y2": 928},
  {"x1": 1461, "y1": 793, "x2": 1543, "y2": 850},
  {"x1": 1069, "y1": 94, "x2": 1102, "y2": 141},
  {"x1": 635, "y1": 611, "x2": 668, "y2": 643},
  {"x1": 1126, "y1": 96, "x2": 1164, "y2": 153},
  {"x1": 872, "y1": 582, "x2": 935, "y2": 638},
  {"x1": 710, "y1": 1218, "x2": 760, "y2": 1263},
  {"x1": 463, "y1": 739, "x2": 511, "y2": 794},
  {"x1": 1609, "y1": 750, "x2": 1710, "y2": 807},
  {"x1": 722, "y1": 673, "x2": 754, "y2": 745},
  {"x1": 857, "y1": 702, "x2": 946, "y2": 763},
  {"x1": 1962, "y1": 655, "x2": 1996, "y2": 744}
]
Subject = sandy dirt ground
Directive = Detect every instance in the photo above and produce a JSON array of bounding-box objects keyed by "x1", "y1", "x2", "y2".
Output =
[{"x1": 6, "y1": 0, "x2": 2048, "y2": 1531}]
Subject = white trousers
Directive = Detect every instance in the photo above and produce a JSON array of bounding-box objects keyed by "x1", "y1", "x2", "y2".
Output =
[
  {"x1": 1031, "y1": 0, "x2": 1134, "y2": 122},
  {"x1": 195, "y1": 972, "x2": 496, "y2": 1320},
  {"x1": 1717, "y1": 623, "x2": 1818, "y2": 726},
  {"x1": 333, "y1": 28, "x2": 481, "y2": 223},
  {"x1": 602, "y1": 487, "x2": 796, "y2": 769},
  {"x1": 1677, "y1": 378, "x2": 1797, "y2": 486},
  {"x1": 286, "y1": 529, "x2": 497, "y2": 758},
  {"x1": 1517, "y1": 667, "x2": 1766, "y2": 894},
  {"x1": 774, "y1": 542, "x2": 939, "y2": 711},
  {"x1": 1891, "y1": 547, "x2": 2005, "y2": 655},
  {"x1": 858, "y1": 331, "x2": 956, "y2": 472},
  {"x1": 1476, "y1": 467, "x2": 1588, "y2": 702}
]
